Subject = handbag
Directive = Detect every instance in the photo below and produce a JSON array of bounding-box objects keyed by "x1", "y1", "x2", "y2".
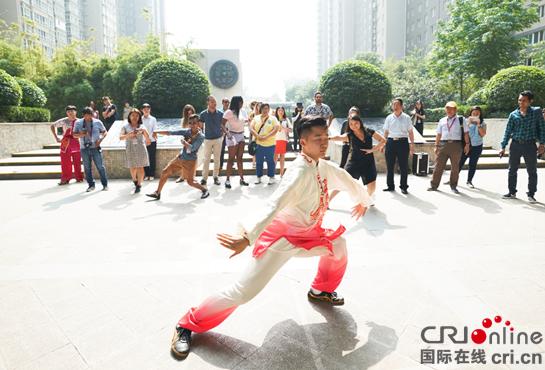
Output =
[{"x1": 248, "y1": 118, "x2": 267, "y2": 156}]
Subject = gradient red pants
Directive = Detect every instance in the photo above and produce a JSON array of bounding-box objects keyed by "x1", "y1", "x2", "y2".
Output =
[{"x1": 178, "y1": 236, "x2": 347, "y2": 333}]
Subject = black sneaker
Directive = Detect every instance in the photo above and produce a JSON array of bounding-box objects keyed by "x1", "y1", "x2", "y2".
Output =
[
  {"x1": 134, "y1": 185, "x2": 141, "y2": 194},
  {"x1": 240, "y1": 179, "x2": 249, "y2": 186},
  {"x1": 427, "y1": 187, "x2": 438, "y2": 191},
  {"x1": 86, "y1": 186, "x2": 95, "y2": 192},
  {"x1": 382, "y1": 187, "x2": 394, "y2": 192},
  {"x1": 201, "y1": 190, "x2": 210, "y2": 199},
  {"x1": 502, "y1": 193, "x2": 516, "y2": 199},
  {"x1": 451, "y1": 187, "x2": 460, "y2": 194},
  {"x1": 400, "y1": 189, "x2": 408, "y2": 195},
  {"x1": 175, "y1": 177, "x2": 185, "y2": 183},
  {"x1": 225, "y1": 180, "x2": 232, "y2": 189},
  {"x1": 146, "y1": 191, "x2": 160, "y2": 200},
  {"x1": 307, "y1": 290, "x2": 344, "y2": 306},
  {"x1": 171, "y1": 326, "x2": 192, "y2": 360},
  {"x1": 467, "y1": 181, "x2": 475, "y2": 189},
  {"x1": 528, "y1": 195, "x2": 537, "y2": 204},
  {"x1": 200, "y1": 179, "x2": 207, "y2": 186},
  {"x1": 214, "y1": 177, "x2": 221, "y2": 186}
]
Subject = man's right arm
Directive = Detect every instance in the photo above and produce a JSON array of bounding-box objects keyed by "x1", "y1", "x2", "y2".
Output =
[{"x1": 501, "y1": 114, "x2": 514, "y2": 150}]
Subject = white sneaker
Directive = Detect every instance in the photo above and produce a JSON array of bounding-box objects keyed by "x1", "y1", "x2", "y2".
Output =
[
  {"x1": 268, "y1": 177, "x2": 275, "y2": 185},
  {"x1": 255, "y1": 177, "x2": 262, "y2": 185}
]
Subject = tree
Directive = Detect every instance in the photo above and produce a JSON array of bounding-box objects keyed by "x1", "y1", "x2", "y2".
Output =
[
  {"x1": 133, "y1": 58, "x2": 210, "y2": 117},
  {"x1": 319, "y1": 60, "x2": 391, "y2": 116},
  {"x1": 430, "y1": 0, "x2": 539, "y2": 101},
  {"x1": 285, "y1": 80, "x2": 318, "y2": 106},
  {"x1": 102, "y1": 36, "x2": 162, "y2": 106},
  {"x1": 384, "y1": 55, "x2": 456, "y2": 109},
  {"x1": 486, "y1": 66, "x2": 545, "y2": 111},
  {"x1": 353, "y1": 52, "x2": 383, "y2": 68}
]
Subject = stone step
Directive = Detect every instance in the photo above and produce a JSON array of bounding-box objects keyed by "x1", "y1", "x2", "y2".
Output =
[
  {"x1": 11, "y1": 149, "x2": 60, "y2": 157},
  {"x1": 43, "y1": 143, "x2": 61, "y2": 149},
  {"x1": 1, "y1": 152, "x2": 301, "y2": 167}
]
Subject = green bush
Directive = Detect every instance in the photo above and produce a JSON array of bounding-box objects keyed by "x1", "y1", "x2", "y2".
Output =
[
  {"x1": 133, "y1": 58, "x2": 210, "y2": 117},
  {"x1": 0, "y1": 69, "x2": 22, "y2": 106},
  {"x1": 466, "y1": 87, "x2": 489, "y2": 106},
  {"x1": 423, "y1": 105, "x2": 489, "y2": 123},
  {"x1": 0, "y1": 105, "x2": 50, "y2": 122},
  {"x1": 319, "y1": 60, "x2": 392, "y2": 116},
  {"x1": 15, "y1": 77, "x2": 47, "y2": 107},
  {"x1": 486, "y1": 66, "x2": 545, "y2": 111}
]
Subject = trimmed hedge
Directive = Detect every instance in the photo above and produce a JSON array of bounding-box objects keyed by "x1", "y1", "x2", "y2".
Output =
[
  {"x1": 0, "y1": 69, "x2": 22, "y2": 106},
  {"x1": 132, "y1": 58, "x2": 210, "y2": 117},
  {"x1": 423, "y1": 105, "x2": 490, "y2": 123},
  {"x1": 466, "y1": 87, "x2": 488, "y2": 106},
  {"x1": 319, "y1": 60, "x2": 392, "y2": 116},
  {"x1": 15, "y1": 77, "x2": 47, "y2": 107},
  {"x1": 486, "y1": 66, "x2": 545, "y2": 111},
  {"x1": 0, "y1": 105, "x2": 51, "y2": 122}
]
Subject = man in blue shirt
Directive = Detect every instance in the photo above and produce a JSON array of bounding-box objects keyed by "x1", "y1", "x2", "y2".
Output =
[
  {"x1": 199, "y1": 96, "x2": 225, "y2": 186},
  {"x1": 73, "y1": 107, "x2": 109, "y2": 192},
  {"x1": 500, "y1": 91, "x2": 545, "y2": 203},
  {"x1": 146, "y1": 114, "x2": 209, "y2": 200}
]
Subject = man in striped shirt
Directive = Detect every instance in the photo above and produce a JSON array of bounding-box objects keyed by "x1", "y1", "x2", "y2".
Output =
[{"x1": 500, "y1": 90, "x2": 545, "y2": 203}]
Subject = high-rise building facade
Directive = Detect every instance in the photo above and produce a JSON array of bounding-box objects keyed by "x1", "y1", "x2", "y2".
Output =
[
  {"x1": 405, "y1": 0, "x2": 451, "y2": 55},
  {"x1": 116, "y1": 0, "x2": 165, "y2": 49}
]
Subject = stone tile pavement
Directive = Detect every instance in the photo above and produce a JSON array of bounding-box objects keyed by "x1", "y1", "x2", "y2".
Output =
[{"x1": 0, "y1": 169, "x2": 544, "y2": 369}]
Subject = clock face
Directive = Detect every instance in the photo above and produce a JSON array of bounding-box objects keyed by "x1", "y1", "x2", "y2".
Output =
[{"x1": 210, "y1": 60, "x2": 239, "y2": 89}]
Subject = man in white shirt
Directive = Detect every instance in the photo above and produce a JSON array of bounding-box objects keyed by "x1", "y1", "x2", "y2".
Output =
[
  {"x1": 141, "y1": 103, "x2": 158, "y2": 180},
  {"x1": 382, "y1": 98, "x2": 415, "y2": 194},
  {"x1": 428, "y1": 101, "x2": 470, "y2": 193},
  {"x1": 170, "y1": 116, "x2": 371, "y2": 360}
]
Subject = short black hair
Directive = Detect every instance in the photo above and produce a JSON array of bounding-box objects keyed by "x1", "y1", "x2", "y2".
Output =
[
  {"x1": 520, "y1": 90, "x2": 534, "y2": 101},
  {"x1": 65, "y1": 105, "x2": 77, "y2": 112},
  {"x1": 82, "y1": 107, "x2": 94, "y2": 115},
  {"x1": 392, "y1": 97, "x2": 403, "y2": 106},
  {"x1": 314, "y1": 91, "x2": 322, "y2": 97},
  {"x1": 297, "y1": 115, "x2": 328, "y2": 138}
]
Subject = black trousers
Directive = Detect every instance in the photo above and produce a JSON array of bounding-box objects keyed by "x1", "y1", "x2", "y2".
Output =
[
  {"x1": 219, "y1": 136, "x2": 226, "y2": 170},
  {"x1": 385, "y1": 138, "x2": 409, "y2": 190},
  {"x1": 144, "y1": 141, "x2": 157, "y2": 177},
  {"x1": 508, "y1": 141, "x2": 538, "y2": 196},
  {"x1": 414, "y1": 121, "x2": 424, "y2": 136}
]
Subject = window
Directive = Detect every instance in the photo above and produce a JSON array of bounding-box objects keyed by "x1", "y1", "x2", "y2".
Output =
[{"x1": 539, "y1": 5, "x2": 545, "y2": 18}]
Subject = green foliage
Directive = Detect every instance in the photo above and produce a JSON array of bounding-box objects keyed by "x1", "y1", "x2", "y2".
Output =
[
  {"x1": 430, "y1": 0, "x2": 539, "y2": 100},
  {"x1": 0, "y1": 105, "x2": 50, "y2": 122},
  {"x1": 466, "y1": 87, "x2": 489, "y2": 106},
  {"x1": 353, "y1": 52, "x2": 383, "y2": 68},
  {"x1": 424, "y1": 104, "x2": 490, "y2": 122},
  {"x1": 15, "y1": 77, "x2": 46, "y2": 107},
  {"x1": 88, "y1": 57, "x2": 114, "y2": 105},
  {"x1": 0, "y1": 69, "x2": 22, "y2": 106},
  {"x1": 486, "y1": 66, "x2": 545, "y2": 111},
  {"x1": 285, "y1": 80, "x2": 318, "y2": 106},
  {"x1": 319, "y1": 60, "x2": 391, "y2": 116},
  {"x1": 133, "y1": 58, "x2": 210, "y2": 117},
  {"x1": 384, "y1": 54, "x2": 456, "y2": 109},
  {"x1": 44, "y1": 43, "x2": 94, "y2": 119},
  {"x1": 0, "y1": 39, "x2": 25, "y2": 77},
  {"x1": 101, "y1": 36, "x2": 162, "y2": 105}
]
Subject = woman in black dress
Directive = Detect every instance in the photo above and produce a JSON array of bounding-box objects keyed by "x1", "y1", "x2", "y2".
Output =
[
  {"x1": 411, "y1": 100, "x2": 426, "y2": 136},
  {"x1": 329, "y1": 115, "x2": 386, "y2": 203}
]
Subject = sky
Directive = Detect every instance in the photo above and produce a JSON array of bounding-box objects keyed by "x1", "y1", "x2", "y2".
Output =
[{"x1": 164, "y1": 0, "x2": 318, "y2": 101}]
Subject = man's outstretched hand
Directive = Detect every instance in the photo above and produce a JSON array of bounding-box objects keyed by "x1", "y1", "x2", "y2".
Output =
[
  {"x1": 351, "y1": 203, "x2": 367, "y2": 220},
  {"x1": 217, "y1": 233, "x2": 250, "y2": 258}
]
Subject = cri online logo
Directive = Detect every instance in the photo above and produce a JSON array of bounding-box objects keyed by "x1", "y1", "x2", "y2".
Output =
[{"x1": 421, "y1": 315, "x2": 543, "y2": 345}]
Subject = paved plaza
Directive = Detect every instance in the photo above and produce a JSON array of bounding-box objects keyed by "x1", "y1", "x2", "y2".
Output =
[{"x1": 0, "y1": 169, "x2": 544, "y2": 370}]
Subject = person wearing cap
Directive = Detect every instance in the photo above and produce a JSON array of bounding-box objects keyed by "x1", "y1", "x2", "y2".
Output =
[
  {"x1": 141, "y1": 103, "x2": 158, "y2": 180},
  {"x1": 428, "y1": 101, "x2": 470, "y2": 194},
  {"x1": 199, "y1": 96, "x2": 224, "y2": 186},
  {"x1": 73, "y1": 107, "x2": 109, "y2": 192},
  {"x1": 382, "y1": 98, "x2": 415, "y2": 194},
  {"x1": 500, "y1": 90, "x2": 545, "y2": 203},
  {"x1": 146, "y1": 114, "x2": 209, "y2": 200},
  {"x1": 50, "y1": 105, "x2": 84, "y2": 185}
]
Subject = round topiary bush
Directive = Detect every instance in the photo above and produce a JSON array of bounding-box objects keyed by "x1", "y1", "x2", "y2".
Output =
[
  {"x1": 15, "y1": 77, "x2": 47, "y2": 107},
  {"x1": 466, "y1": 87, "x2": 489, "y2": 106},
  {"x1": 133, "y1": 58, "x2": 210, "y2": 117},
  {"x1": 486, "y1": 66, "x2": 545, "y2": 111},
  {"x1": 0, "y1": 69, "x2": 22, "y2": 106},
  {"x1": 319, "y1": 60, "x2": 391, "y2": 116}
]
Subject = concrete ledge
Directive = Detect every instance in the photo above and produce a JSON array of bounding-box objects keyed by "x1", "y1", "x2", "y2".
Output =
[{"x1": 0, "y1": 122, "x2": 55, "y2": 159}]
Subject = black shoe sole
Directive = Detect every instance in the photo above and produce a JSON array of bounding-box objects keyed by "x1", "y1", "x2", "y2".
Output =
[{"x1": 307, "y1": 291, "x2": 344, "y2": 306}]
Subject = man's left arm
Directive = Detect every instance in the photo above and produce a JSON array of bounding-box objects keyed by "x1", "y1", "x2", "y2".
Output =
[
  {"x1": 537, "y1": 109, "x2": 545, "y2": 154},
  {"x1": 96, "y1": 122, "x2": 108, "y2": 147}
]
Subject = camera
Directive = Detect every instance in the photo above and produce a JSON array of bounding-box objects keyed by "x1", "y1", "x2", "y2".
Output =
[{"x1": 84, "y1": 142, "x2": 92, "y2": 148}]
